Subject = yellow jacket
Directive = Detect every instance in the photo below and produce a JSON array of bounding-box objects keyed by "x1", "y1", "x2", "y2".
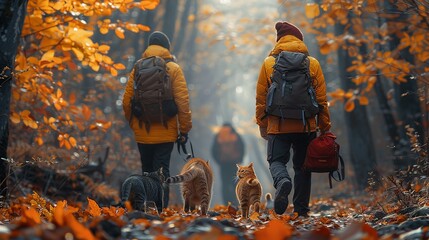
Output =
[
  {"x1": 256, "y1": 35, "x2": 331, "y2": 134},
  {"x1": 123, "y1": 45, "x2": 192, "y2": 143}
]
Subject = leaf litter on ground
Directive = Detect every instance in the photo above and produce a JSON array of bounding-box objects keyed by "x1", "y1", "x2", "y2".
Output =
[{"x1": 0, "y1": 190, "x2": 428, "y2": 239}]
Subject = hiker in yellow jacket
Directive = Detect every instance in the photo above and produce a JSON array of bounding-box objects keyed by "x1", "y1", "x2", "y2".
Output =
[
  {"x1": 255, "y1": 22, "x2": 331, "y2": 217},
  {"x1": 123, "y1": 31, "x2": 192, "y2": 208}
]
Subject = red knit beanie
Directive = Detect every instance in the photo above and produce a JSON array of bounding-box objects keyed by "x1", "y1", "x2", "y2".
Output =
[{"x1": 275, "y1": 21, "x2": 304, "y2": 42}]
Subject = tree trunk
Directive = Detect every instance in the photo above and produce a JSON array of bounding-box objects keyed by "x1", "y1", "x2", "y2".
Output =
[
  {"x1": 335, "y1": 23, "x2": 379, "y2": 191},
  {"x1": 173, "y1": 0, "x2": 192, "y2": 54},
  {"x1": 0, "y1": 0, "x2": 28, "y2": 199},
  {"x1": 384, "y1": 1, "x2": 424, "y2": 167},
  {"x1": 162, "y1": 0, "x2": 178, "y2": 43}
]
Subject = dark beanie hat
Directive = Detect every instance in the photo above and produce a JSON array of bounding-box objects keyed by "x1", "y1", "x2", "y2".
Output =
[
  {"x1": 275, "y1": 21, "x2": 304, "y2": 42},
  {"x1": 148, "y1": 31, "x2": 171, "y2": 50}
]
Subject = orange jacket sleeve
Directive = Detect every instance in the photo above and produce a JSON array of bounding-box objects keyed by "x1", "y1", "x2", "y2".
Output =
[
  {"x1": 255, "y1": 57, "x2": 272, "y2": 128},
  {"x1": 170, "y1": 63, "x2": 192, "y2": 134},
  {"x1": 310, "y1": 57, "x2": 331, "y2": 132}
]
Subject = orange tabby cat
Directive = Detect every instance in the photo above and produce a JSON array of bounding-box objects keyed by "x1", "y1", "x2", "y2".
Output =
[
  {"x1": 166, "y1": 157, "x2": 213, "y2": 215},
  {"x1": 235, "y1": 162, "x2": 262, "y2": 218}
]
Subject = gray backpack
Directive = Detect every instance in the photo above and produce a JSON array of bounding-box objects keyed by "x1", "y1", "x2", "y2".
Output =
[{"x1": 266, "y1": 51, "x2": 319, "y2": 126}]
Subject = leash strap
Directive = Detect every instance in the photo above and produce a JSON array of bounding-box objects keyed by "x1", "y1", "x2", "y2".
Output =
[
  {"x1": 329, "y1": 155, "x2": 345, "y2": 188},
  {"x1": 177, "y1": 140, "x2": 194, "y2": 160}
]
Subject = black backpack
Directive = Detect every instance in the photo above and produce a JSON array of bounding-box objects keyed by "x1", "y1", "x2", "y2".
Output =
[
  {"x1": 266, "y1": 51, "x2": 319, "y2": 127},
  {"x1": 130, "y1": 56, "x2": 178, "y2": 132}
]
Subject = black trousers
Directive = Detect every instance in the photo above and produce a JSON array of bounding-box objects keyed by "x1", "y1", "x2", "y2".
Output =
[
  {"x1": 137, "y1": 142, "x2": 174, "y2": 209},
  {"x1": 267, "y1": 132, "x2": 316, "y2": 214}
]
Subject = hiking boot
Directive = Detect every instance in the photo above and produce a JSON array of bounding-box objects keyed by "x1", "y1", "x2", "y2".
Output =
[{"x1": 274, "y1": 179, "x2": 292, "y2": 215}]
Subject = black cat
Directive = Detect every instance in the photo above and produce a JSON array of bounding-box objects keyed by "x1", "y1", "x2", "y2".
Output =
[{"x1": 120, "y1": 167, "x2": 165, "y2": 213}]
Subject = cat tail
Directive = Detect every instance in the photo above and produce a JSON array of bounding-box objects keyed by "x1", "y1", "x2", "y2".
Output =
[
  {"x1": 246, "y1": 178, "x2": 260, "y2": 186},
  {"x1": 265, "y1": 193, "x2": 274, "y2": 209},
  {"x1": 166, "y1": 167, "x2": 202, "y2": 184},
  {"x1": 120, "y1": 180, "x2": 133, "y2": 204}
]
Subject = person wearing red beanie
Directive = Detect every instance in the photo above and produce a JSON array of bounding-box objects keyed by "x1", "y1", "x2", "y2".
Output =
[
  {"x1": 255, "y1": 21, "x2": 331, "y2": 217},
  {"x1": 275, "y1": 21, "x2": 304, "y2": 42}
]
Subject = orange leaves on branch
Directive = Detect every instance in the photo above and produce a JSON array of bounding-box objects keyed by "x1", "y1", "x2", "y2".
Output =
[
  {"x1": 10, "y1": 110, "x2": 38, "y2": 129},
  {"x1": 344, "y1": 98, "x2": 356, "y2": 112},
  {"x1": 82, "y1": 104, "x2": 92, "y2": 121},
  {"x1": 359, "y1": 96, "x2": 369, "y2": 105},
  {"x1": 98, "y1": 45, "x2": 111, "y2": 54},
  {"x1": 115, "y1": 27, "x2": 125, "y2": 39},
  {"x1": 58, "y1": 133, "x2": 77, "y2": 150},
  {"x1": 89, "y1": 120, "x2": 112, "y2": 132},
  {"x1": 139, "y1": 0, "x2": 160, "y2": 10},
  {"x1": 40, "y1": 50, "x2": 56, "y2": 68},
  {"x1": 51, "y1": 88, "x2": 68, "y2": 110},
  {"x1": 114, "y1": 63, "x2": 126, "y2": 70}
]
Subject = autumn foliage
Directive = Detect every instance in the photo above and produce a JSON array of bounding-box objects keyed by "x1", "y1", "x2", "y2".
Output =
[
  {"x1": 10, "y1": 0, "x2": 159, "y2": 157},
  {"x1": 305, "y1": 1, "x2": 429, "y2": 112},
  {"x1": 3, "y1": 0, "x2": 429, "y2": 239}
]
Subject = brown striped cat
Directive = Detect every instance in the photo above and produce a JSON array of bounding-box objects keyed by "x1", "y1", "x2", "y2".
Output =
[
  {"x1": 235, "y1": 162, "x2": 262, "y2": 218},
  {"x1": 165, "y1": 157, "x2": 213, "y2": 215}
]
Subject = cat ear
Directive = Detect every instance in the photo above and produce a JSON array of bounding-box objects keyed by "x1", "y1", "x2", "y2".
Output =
[
  {"x1": 236, "y1": 164, "x2": 240, "y2": 168},
  {"x1": 249, "y1": 162, "x2": 254, "y2": 167}
]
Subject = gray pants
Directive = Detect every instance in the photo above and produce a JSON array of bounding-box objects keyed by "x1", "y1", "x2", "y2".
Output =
[{"x1": 267, "y1": 132, "x2": 316, "y2": 214}]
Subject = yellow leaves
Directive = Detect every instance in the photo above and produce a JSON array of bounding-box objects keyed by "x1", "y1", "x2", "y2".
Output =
[
  {"x1": 139, "y1": 0, "x2": 160, "y2": 10},
  {"x1": 138, "y1": 24, "x2": 151, "y2": 32},
  {"x1": 89, "y1": 120, "x2": 112, "y2": 132},
  {"x1": 52, "y1": 88, "x2": 68, "y2": 111},
  {"x1": 98, "y1": 45, "x2": 110, "y2": 53},
  {"x1": 344, "y1": 98, "x2": 355, "y2": 112},
  {"x1": 44, "y1": 116, "x2": 58, "y2": 131},
  {"x1": 254, "y1": 219, "x2": 292, "y2": 240},
  {"x1": 72, "y1": 47, "x2": 84, "y2": 61},
  {"x1": 110, "y1": 67, "x2": 118, "y2": 76},
  {"x1": 82, "y1": 104, "x2": 92, "y2": 121},
  {"x1": 115, "y1": 27, "x2": 125, "y2": 39},
  {"x1": 40, "y1": 50, "x2": 55, "y2": 67},
  {"x1": 114, "y1": 63, "x2": 126, "y2": 70},
  {"x1": 125, "y1": 23, "x2": 140, "y2": 33},
  {"x1": 359, "y1": 96, "x2": 369, "y2": 105},
  {"x1": 10, "y1": 110, "x2": 38, "y2": 129},
  {"x1": 305, "y1": 3, "x2": 320, "y2": 19},
  {"x1": 87, "y1": 198, "x2": 101, "y2": 217},
  {"x1": 58, "y1": 133, "x2": 77, "y2": 150}
]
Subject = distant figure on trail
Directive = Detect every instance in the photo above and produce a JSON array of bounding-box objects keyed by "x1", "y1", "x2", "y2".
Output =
[
  {"x1": 122, "y1": 31, "x2": 192, "y2": 209},
  {"x1": 255, "y1": 21, "x2": 331, "y2": 217},
  {"x1": 211, "y1": 122, "x2": 245, "y2": 205}
]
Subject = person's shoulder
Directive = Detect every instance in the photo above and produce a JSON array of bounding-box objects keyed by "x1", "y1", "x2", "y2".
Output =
[
  {"x1": 262, "y1": 55, "x2": 276, "y2": 67},
  {"x1": 308, "y1": 55, "x2": 321, "y2": 64}
]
